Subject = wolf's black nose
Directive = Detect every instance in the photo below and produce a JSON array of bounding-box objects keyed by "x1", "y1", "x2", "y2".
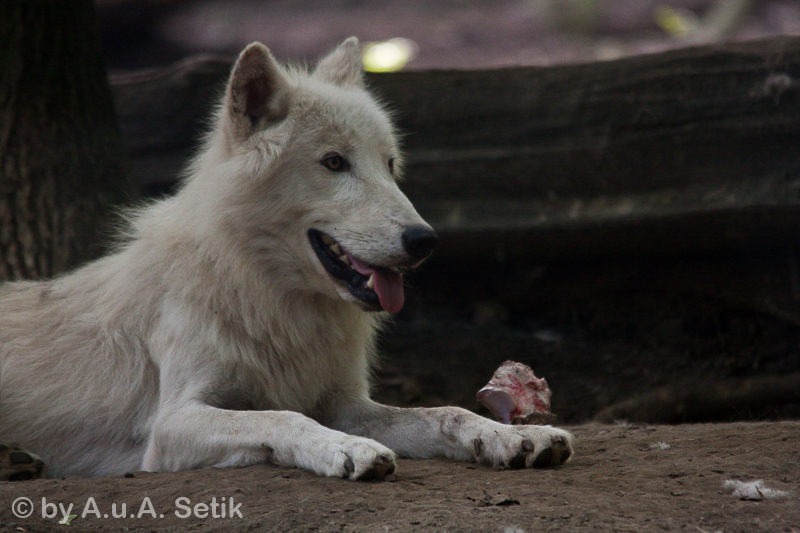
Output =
[{"x1": 402, "y1": 227, "x2": 438, "y2": 260}]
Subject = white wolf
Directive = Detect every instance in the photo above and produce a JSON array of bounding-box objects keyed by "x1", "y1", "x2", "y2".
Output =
[{"x1": 0, "y1": 38, "x2": 573, "y2": 481}]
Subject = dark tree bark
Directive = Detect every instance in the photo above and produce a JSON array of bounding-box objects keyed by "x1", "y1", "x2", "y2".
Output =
[{"x1": 0, "y1": 1, "x2": 133, "y2": 281}]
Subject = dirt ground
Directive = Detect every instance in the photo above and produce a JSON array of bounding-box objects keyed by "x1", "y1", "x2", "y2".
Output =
[{"x1": 0, "y1": 422, "x2": 797, "y2": 533}]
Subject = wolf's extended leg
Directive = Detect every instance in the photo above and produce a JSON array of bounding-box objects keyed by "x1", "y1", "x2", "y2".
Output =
[
  {"x1": 0, "y1": 444, "x2": 45, "y2": 481},
  {"x1": 142, "y1": 405, "x2": 396, "y2": 481},
  {"x1": 325, "y1": 399, "x2": 573, "y2": 468}
]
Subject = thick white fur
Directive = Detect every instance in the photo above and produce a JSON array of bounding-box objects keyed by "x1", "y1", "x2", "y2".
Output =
[{"x1": 0, "y1": 39, "x2": 573, "y2": 479}]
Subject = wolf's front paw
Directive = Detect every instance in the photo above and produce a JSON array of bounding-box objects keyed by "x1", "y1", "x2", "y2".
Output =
[
  {"x1": 323, "y1": 437, "x2": 397, "y2": 481},
  {"x1": 473, "y1": 425, "x2": 573, "y2": 469},
  {"x1": 0, "y1": 444, "x2": 45, "y2": 481}
]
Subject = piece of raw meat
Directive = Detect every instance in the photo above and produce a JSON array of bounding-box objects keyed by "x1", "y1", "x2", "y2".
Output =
[{"x1": 476, "y1": 361, "x2": 557, "y2": 425}]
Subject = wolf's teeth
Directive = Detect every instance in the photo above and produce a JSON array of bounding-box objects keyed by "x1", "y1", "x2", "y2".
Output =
[
  {"x1": 321, "y1": 234, "x2": 335, "y2": 245},
  {"x1": 366, "y1": 274, "x2": 374, "y2": 289},
  {"x1": 330, "y1": 243, "x2": 342, "y2": 256},
  {"x1": 339, "y1": 255, "x2": 351, "y2": 265}
]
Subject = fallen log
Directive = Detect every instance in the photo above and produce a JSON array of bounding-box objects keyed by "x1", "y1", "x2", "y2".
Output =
[{"x1": 111, "y1": 37, "x2": 800, "y2": 259}]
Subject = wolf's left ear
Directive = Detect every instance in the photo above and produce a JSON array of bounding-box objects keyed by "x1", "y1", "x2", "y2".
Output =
[
  {"x1": 225, "y1": 42, "x2": 291, "y2": 139},
  {"x1": 314, "y1": 37, "x2": 364, "y2": 88}
]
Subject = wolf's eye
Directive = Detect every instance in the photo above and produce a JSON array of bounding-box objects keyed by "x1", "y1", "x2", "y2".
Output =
[
  {"x1": 321, "y1": 153, "x2": 350, "y2": 172},
  {"x1": 388, "y1": 158, "x2": 395, "y2": 174}
]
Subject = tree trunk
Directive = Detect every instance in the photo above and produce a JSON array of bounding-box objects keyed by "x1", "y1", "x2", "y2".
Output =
[{"x1": 0, "y1": 1, "x2": 132, "y2": 281}]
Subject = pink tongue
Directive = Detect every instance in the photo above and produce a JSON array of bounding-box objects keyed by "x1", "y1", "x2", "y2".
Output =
[{"x1": 348, "y1": 255, "x2": 405, "y2": 313}]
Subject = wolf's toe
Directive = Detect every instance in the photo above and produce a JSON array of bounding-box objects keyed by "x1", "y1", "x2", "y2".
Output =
[
  {"x1": 506, "y1": 451, "x2": 527, "y2": 469},
  {"x1": 342, "y1": 455, "x2": 355, "y2": 478},
  {"x1": 0, "y1": 445, "x2": 45, "y2": 482},
  {"x1": 355, "y1": 453, "x2": 396, "y2": 481},
  {"x1": 531, "y1": 435, "x2": 572, "y2": 468},
  {"x1": 559, "y1": 443, "x2": 573, "y2": 464},
  {"x1": 532, "y1": 447, "x2": 554, "y2": 468}
]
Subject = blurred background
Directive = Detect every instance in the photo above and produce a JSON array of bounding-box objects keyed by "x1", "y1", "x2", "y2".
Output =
[
  {"x1": 93, "y1": 1, "x2": 800, "y2": 423},
  {"x1": 98, "y1": 0, "x2": 800, "y2": 72}
]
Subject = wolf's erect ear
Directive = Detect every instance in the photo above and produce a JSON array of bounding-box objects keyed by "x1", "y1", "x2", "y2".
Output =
[
  {"x1": 314, "y1": 37, "x2": 364, "y2": 88},
  {"x1": 225, "y1": 42, "x2": 291, "y2": 139}
]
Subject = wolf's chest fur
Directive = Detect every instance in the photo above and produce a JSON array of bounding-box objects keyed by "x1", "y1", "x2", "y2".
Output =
[{"x1": 187, "y1": 292, "x2": 381, "y2": 415}]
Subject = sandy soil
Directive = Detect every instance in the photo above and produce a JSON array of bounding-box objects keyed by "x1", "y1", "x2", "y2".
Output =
[{"x1": 1, "y1": 422, "x2": 797, "y2": 533}]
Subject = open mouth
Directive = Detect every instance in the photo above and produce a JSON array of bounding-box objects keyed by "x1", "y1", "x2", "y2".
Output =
[{"x1": 308, "y1": 229, "x2": 405, "y2": 313}]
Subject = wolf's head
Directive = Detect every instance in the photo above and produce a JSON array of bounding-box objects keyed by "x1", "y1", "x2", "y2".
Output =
[{"x1": 183, "y1": 38, "x2": 436, "y2": 314}]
